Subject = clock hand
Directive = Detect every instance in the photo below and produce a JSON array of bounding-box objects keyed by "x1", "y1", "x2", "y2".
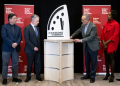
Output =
[{"x1": 60, "y1": 18, "x2": 63, "y2": 30}]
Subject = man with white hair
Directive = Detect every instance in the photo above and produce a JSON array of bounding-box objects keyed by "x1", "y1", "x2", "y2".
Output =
[
  {"x1": 24, "y1": 14, "x2": 42, "y2": 82},
  {"x1": 70, "y1": 14, "x2": 100, "y2": 83}
]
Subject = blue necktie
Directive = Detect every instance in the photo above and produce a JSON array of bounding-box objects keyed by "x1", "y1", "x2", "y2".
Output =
[
  {"x1": 34, "y1": 26, "x2": 38, "y2": 37},
  {"x1": 84, "y1": 25, "x2": 87, "y2": 35}
]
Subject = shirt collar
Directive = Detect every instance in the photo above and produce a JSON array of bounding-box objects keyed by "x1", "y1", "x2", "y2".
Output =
[
  {"x1": 85, "y1": 21, "x2": 90, "y2": 27},
  {"x1": 30, "y1": 23, "x2": 35, "y2": 27},
  {"x1": 9, "y1": 23, "x2": 15, "y2": 26}
]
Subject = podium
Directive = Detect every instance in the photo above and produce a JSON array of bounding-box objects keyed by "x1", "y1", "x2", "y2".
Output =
[{"x1": 44, "y1": 39, "x2": 74, "y2": 84}]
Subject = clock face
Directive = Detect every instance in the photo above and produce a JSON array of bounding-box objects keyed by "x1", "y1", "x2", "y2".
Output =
[{"x1": 47, "y1": 5, "x2": 70, "y2": 39}]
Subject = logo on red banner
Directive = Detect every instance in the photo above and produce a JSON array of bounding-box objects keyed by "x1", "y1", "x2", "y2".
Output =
[
  {"x1": 24, "y1": 65, "x2": 27, "y2": 72},
  {"x1": 84, "y1": 8, "x2": 92, "y2": 14},
  {"x1": 102, "y1": 8, "x2": 109, "y2": 14},
  {"x1": 93, "y1": 18, "x2": 101, "y2": 24},
  {"x1": 8, "y1": 66, "x2": 12, "y2": 72},
  {"x1": 24, "y1": 8, "x2": 33, "y2": 14},
  {"x1": 6, "y1": 7, "x2": 14, "y2": 14},
  {"x1": 16, "y1": 17, "x2": 23, "y2": 24}
]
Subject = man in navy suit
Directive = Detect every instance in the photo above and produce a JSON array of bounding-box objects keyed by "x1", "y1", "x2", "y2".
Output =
[
  {"x1": 1, "y1": 13, "x2": 22, "y2": 85},
  {"x1": 24, "y1": 14, "x2": 42, "y2": 82}
]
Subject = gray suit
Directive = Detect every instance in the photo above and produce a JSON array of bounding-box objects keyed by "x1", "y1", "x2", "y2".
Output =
[
  {"x1": 71, "y1": 21, "x2": 100, "y2": 78},
  {"x1": 71, "y1": 21, "x2": 100, "y2": 51}
]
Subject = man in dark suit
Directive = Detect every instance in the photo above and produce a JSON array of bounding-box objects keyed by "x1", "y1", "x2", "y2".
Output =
[
  {"x1": 70, "y1": 14, "x2": 100, "y2": 83},
  {"x1": 24, "y1": 14, "x2": 42, "y2": 82},
  {"x1": 1, "y1": 13, "x2": 22, "y2": 85}
]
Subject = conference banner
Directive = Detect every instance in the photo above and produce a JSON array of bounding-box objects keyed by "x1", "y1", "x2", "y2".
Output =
[
  {"x1": 82, "y1": 5, "x2": 111, "y2": 75},
  {"x1": 4, "y1": 4, "x2": 34, "y2": 75}
]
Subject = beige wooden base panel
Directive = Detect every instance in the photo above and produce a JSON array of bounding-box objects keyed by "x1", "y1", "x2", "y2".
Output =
[
  {"x1": 44, "y1": 68, "x2": 59, "y2": 82},
  {"x1": 44, "y1": 55, "x2": 60, "y2": 68},
  {"x1": 62, "y1": 67, "x2": 74, "y2": 82},
  {"x1": 44, "y1": 67, "x2": 74, "y2": 83},
  {"x1": 44, "y1": 55, "x2": 74, "y2": 68},
  {"x1": 62, "y1": 55, "x2": 74, "y2": 68}
]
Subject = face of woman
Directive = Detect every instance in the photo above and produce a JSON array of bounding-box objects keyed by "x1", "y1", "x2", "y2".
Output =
[{"x1": 107, "y1": 12, "x2": 113, "y2": 21}]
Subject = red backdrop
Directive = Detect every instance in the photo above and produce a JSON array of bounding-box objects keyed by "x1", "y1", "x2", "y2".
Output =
[
  {"x1": 82, "y1": 5, "x2": 111, "y2": 75},
  {"x1": 4, "y1": 4, "x2": 34, "y2": 75}
]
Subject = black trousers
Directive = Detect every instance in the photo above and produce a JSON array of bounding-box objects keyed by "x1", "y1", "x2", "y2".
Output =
[
  {"x1": 85, "y1": 44, "x2": 98, "y2": 78},
  {"x1": 26, "y1": 52, "x2": 41, "y2": 78}
]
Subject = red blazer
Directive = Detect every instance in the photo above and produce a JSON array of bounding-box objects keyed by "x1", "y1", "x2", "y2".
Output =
[{"x1": 101, "y1": 20, "x2": 119, "y2": 54}]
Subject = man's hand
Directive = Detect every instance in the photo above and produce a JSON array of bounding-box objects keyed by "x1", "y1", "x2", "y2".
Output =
[
  {"x1": 74, "y1": 39, "x2": 81, "y2": 43},
  {"x1": 12, "y1": 43, "x2": 18, "y2": 48},
  {"x1": 70, "y1": 36, "x2": 72, "y2": 39},
  {"x1": 34, "y1": 47, "x2": 39, "y2": 51}
]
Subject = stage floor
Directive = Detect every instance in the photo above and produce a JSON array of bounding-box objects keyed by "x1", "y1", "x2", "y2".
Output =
[{"x1": 0, "y1": 73, "x2": 120, "y2": 86}]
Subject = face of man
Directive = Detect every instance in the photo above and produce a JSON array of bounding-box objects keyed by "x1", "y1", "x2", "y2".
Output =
[
  {"x1": 107, "y1": 12, "x2": 112, "y2": 21},
  {"x1": 81, "y1": 16, "x2": 89, "y2": 25},
  {"x1": 9, "y1": 16, "x2": 17, "y2": 25},
  {"x1": 32, "y1": 17, "x2": 39, "y2": 26}
]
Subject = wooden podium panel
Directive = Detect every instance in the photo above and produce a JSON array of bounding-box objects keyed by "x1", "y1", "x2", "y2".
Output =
[
  {"x1": 44, "y1": 39, "x2": 74, "y2": 84},
  {"x1": 44, "y1": 55, "x2": 73, "y2": 68},
  {"x1": 44, "y1": 67, "x2": 74, "y2": 83},
  {"x1": 44, "y1": 55, "x2": 59, "y2": 68}
]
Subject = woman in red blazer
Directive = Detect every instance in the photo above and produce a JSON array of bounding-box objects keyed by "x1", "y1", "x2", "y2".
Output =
[{"x1": 101, "y1": 10, "x2": 119, "y2": 82}]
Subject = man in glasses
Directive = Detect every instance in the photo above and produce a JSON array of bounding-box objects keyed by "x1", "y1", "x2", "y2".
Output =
[
  {"x1": 1, "y1": 13, "x2": 22, "y2": 85},
  {"x1": 70, "y1": 14, "x2": 100, "y2": 83}
]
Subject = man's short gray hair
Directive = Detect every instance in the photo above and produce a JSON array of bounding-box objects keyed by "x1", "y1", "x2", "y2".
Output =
[
  {"x1": 31, "y1": 14, "x2": 39, "y2": 21},
  {"x1": 82, "y1": 14, "x2": 91, "y2": 20}
]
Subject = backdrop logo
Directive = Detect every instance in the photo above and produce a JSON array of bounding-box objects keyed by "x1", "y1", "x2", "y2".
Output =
[
  {"x1": 84, "y1": 8, "x2": 92, "y2": 14},
  {"x1": 19, "y1": 56, "x2": 23, "y2": 62},
  {"x1": 103, "y1": 65, "x2": 111, "y2": 71},
  {"x1": 8, "y1": 66, "x2": 12, "y2": 72},
  {"x1": 97, "y1": 55, "x2": 102, "y2": 61},
  {"x1": 24, "y1": 65, "x2": 27, "y2": 72},
  {"x1": 6, "y1": 7, "x2": 14, "y2": 14},
  {"x1": 16, "y1": 17, "x2": 23, "y2": 24},
  {"x1": 24, "y1": 8, "x2": 33, "y2": 14},
  {"x1": 102, "y1": 8, "x2": 108, "y2": 14},
  {"x1": 93, "y1": 18, "x2": 101, "y2": 24},
  {"x1": 103, "y1": 65, "x2": 106, "y2": 71}
]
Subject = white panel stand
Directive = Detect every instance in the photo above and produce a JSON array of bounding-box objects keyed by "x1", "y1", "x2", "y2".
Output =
[{"x1": 44, "y1": 39, "x2": 74, "y2": 84}]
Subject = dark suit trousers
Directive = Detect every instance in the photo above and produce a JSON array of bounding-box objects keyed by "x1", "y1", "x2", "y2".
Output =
[
  {"x1": 85, "y1": 43, "x2": 98, "y2": 78},
  {"x1": 2, "y1": 49, "x2": 19, "y2": 79},
  {"x1": 26, "y1": 52, "x2": 41, "y2": 78}
]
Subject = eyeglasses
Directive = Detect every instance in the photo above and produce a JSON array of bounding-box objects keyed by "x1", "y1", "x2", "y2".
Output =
[
  {"x1": 81, "y1": 19, "x2": 87, "y2": 22},
  {"x1": 12, "y1": 18, "x2": 18, "y2": 20}
]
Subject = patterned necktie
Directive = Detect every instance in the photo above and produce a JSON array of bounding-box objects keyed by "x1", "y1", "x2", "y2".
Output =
[{"x1": 34, "y1": 26, "x2": 38, "y2": 37}]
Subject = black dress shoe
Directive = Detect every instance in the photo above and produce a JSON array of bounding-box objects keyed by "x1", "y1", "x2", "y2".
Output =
[
  {"x1": 81, "y1": 75, "x2": 90, "y2": 80},
  {"x1": 36, "y1": 77, "x2": 43, "y2": 81},
  {"x1": 116, "y1": 79, "x2": 120, "y2": 81},
  {"x1": 12, "y1": 78, "x2": 22, "y2": 83},
  {"x1": 109, "y1": 76, "x2": 114, "y2": 83},
  {"x1": 25, "y1": 77, "x2": 31, "y2": 82},
  {"x1": 90, "y1": 78, "x2": 95, "y2": 83},
  {"x1": 2, "y1": 79, "x2": 7, "y2": 85}
]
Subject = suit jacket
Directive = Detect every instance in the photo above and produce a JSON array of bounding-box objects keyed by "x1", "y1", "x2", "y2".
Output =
[
  {"x1": 1, "y1": 23, "x2": 22, "y2": 52},
  {"x1": 24, "y1": 24, "x2": 40, "y2": 53},
  {"x1": 71, "y1": 21, "x2": 100, "y2": 51}
]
